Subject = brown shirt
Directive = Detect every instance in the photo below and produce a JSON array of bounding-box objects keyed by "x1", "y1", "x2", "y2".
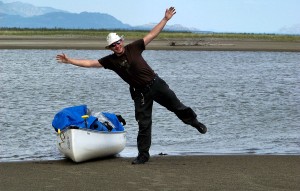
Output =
[{"x1": 99, "y1": 39, "x2": 156, "y2": 88}]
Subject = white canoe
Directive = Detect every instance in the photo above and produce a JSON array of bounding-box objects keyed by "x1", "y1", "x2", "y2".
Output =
[{"x1": 57, "y1": 128, "x2": 126, "y2": 162}]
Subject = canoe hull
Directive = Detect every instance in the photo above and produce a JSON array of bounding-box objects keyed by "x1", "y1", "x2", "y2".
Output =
[{"x1": 57, "y1": 128, "x2": 126, "y2": 162}]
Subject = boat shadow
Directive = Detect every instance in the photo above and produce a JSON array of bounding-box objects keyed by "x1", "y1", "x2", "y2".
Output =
[{"x1": 59, "y1": 154, "x2": 124, "y2": 165}]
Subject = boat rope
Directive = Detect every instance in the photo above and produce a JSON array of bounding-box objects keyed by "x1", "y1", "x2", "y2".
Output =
[{"x1": 58, "y1": 130, "x2": 65, "y2": 147}]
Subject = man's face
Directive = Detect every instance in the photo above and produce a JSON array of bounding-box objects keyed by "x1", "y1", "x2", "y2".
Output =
[{"x1": 109, "y1": 39, "x2": 124, "y2": 54}]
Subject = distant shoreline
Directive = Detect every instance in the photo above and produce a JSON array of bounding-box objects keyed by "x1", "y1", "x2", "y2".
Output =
[{"x1": 0, "y1": 36, "x2": 300, "y2": 52}]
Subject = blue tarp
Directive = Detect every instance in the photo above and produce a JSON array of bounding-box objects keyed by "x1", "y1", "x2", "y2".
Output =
[{"x1": 52, "y1": 105, "x2": 124, "y2": 132}]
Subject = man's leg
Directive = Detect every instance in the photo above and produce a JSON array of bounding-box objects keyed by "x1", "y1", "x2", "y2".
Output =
[
  {"x1": 131, "y1": 89, "x2": 153, "y2": 164},
  {"x1": 150, "y1": 76, "x2": 207, "y2": 134}
]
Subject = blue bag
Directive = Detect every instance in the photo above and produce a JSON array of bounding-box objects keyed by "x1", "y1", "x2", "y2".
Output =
[{"x1": 52, "y1": 105, "x2": 125, "y2": 132}]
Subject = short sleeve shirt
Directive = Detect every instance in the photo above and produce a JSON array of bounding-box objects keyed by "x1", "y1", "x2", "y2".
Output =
[{"x1": 99, "y1": 39, "x2": 156, "y2": 88}]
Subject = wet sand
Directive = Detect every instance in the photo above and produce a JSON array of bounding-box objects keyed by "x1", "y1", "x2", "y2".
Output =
[
  {"x1": 1, "y1": 155, "x2": 300, "y2": 191},
  {"x1": 0, "y1": 36, "x2": 300, "y2": 51}
]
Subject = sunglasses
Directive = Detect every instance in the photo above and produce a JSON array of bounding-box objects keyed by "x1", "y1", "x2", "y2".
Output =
[{"x1": 109, "y1": 40, "x2": 122, "y2": 48}]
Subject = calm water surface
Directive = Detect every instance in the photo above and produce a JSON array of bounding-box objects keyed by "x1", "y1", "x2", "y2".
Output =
[{"x1": 0, "y1": 49, "x2": 299, "y2": 162}]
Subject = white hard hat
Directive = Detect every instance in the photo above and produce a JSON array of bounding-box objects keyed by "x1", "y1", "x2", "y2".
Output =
[{"x1": 105, "y1": 33, "x2": 124, "y2": 48}]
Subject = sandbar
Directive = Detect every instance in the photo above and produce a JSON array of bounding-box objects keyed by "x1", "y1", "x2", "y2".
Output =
[{"x1": 0, "y1": 36, "x2": 299, "y2": 51}]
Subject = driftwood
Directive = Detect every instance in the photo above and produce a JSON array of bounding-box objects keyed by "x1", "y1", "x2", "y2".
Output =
[
  {"x1": 169, "y1": 39, "x2": 207, "y2": 46},
  {"x1": 169, "y1": 40, "x2": 235, "y2": 47}
]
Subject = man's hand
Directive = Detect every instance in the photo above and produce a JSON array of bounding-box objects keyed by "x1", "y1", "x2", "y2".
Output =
[
  {"x1": 164, "y1": 7, "x2": 176, "y2": 21},
  {"x1": 56, "y1": 53, "x2": 69, "y2": 63}
]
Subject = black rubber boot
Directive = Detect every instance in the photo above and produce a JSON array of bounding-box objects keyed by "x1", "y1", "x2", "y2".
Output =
[
  {"x1": 195, "y1": 122, "x2": 207, "y2": 134},
  {"x1": 132, "y1": 154, "x2": 149, "y2": 165}
]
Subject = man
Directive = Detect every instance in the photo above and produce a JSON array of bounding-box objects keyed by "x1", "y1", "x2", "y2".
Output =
[{"x1": 56, "y1": 7, "x2": 207, "y2": 165}]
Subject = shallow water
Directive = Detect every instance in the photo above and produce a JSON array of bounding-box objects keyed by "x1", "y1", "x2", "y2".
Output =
[{"x1": 0, "y1": 49, "x2": 299, "y2": 162}]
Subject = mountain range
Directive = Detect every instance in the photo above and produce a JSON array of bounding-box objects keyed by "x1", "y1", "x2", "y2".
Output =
[
  {"x1": 0, "y1": 1, "x2": 198, "y2": 31},
  {"x1": 1, "y1": 1, "x2": 299, "y2": 34}
]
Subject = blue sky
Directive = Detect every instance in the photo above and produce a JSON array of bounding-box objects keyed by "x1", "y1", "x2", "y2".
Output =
[{"x1": 2, "y1": 0, "x2": 300, "y2": 33}]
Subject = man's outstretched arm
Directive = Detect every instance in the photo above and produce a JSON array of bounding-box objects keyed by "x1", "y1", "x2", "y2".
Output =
[
  {"x1": 143, "y1": 7, "x2": 176, "y2": 46},
  {"x1": 56, "y1": 53, "x2": 102, "y2": 68}
]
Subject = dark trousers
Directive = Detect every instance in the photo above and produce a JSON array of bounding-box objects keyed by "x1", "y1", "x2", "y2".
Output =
[{"x1": 130, "y1": 76, "x2": 199, "y2": 159}]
